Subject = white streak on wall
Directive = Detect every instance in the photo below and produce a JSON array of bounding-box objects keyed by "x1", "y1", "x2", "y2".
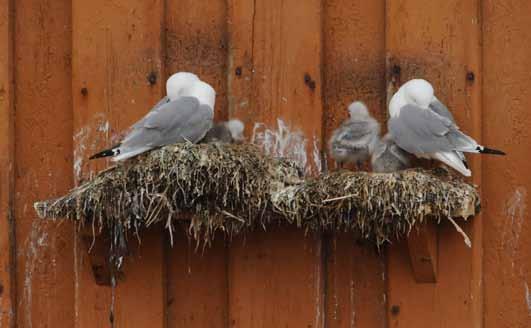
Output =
[
  {"x1": 502, "y1": 187, "x2": 527, "y2": 273},
  {"x1": 18, "y1": 221, "x2": 48, "y2": 328},
  {"x1": 73, "y1": 127, "x2": 89, "y2": 181},
  {"x1": 73, "y1": 113, "x2": 112, "y2": 182},
  {"x1": 312, "y1": 136, "x2": 322, "y2": 175},
  {"x1": 251, "y1": 119, "x2": 322, "y2": 175},
  {"x1": 525, "y1": 282, "x2": 531, "y2": 316}
]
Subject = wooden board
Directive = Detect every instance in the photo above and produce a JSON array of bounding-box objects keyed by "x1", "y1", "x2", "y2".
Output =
[
  {"x1": 164, "y1": 1, "x2": 230, "y2": 326},
  {"x1": 227, "y1": 1, "x2": 325, "y2": 326},
  {"x1": 165, "y1": 0, "x2": 228, "y2": 121},
  {"x1": 385, "y1": 0, "x2": 483, "y2": 326},
  {"x1": 114, "y1": 229, "x2": 165, "y2": 327},
  {"x1": 406, "y1": 224, "x2": 438, "y2": 283},
  {"x1": 4, "y1": 1, "x2": 531, "y2": 327},
  {"x1": 322, "y1": 1, "x2": 387, "y2": 327},
  {"x1": 167, "y1": 232, "x2": 228, "y2": 327},
  {"x1": 324, "y1": 234, "x2": 386, "y2": 328},
  {"x1": 483, "y1": 1, "x2": 531, "y2": 327},
  {"x1": 229, "y1": 227, "x2": 323, "y2": 327},
  {"x1": 13, "y1": 0, "x2": 75, "y2": 327},
  {"x1": 0, "y1": 1, "x2": 15, "y2": 326},
  {"x1": 228, "y1": 0, "x2": 323, "y2": 147},
  {"x1": 71, "y1": 0, "x2": 165, "y2": 326}
]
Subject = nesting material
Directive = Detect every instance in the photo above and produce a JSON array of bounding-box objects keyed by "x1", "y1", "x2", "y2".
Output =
[{"x1": 34, "y1": 143, "x2": 480, "y2": 248}]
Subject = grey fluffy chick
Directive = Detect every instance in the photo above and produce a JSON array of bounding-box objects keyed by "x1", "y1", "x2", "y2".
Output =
[
  {"x1": 329, "y1": 101, "x2": 380, "y2": 169},
  {"x1": 202, "y1": 119, "x2": 245, "y2": 143},
  {"x1": 371, "y1": 133, "x2": 412, "y2": 173}
]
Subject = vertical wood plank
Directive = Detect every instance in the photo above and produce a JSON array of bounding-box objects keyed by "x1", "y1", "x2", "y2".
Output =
[
  {"x1": 71, "y1": 0, "x2": 165, "y2": 327},
  {"x1": 385, "y1": 0, "x2": 483, "y2": 327},
  {"x1": 167, "y1": 232, "x2": 227, "y2": 327},
  {"x1": 114, "y1": 229, "x2": 165, "y2": 327},
  {"x1": 165, "y1": 0, "x2": 229, "y2": 121},
  {"x1": 0, "y1": 1, "x2": 15, "y2": 326},
  {"x1": 406, "y1": 224, "x2": 438, "y2": 283},
  {"x1": 324, "y1": 235, "x2": 386, "y2": 328},
  {"x1": 322, "y1": 1, "x2": 387, "y2": 327},
  {"x1": 229, "y1": 0, "x2": 323, "y2": 144},
  {"x1": 13, "y1": 0, "x2": 75, "y2": 327},
  {"x1": 227, "y1": 1, "x2": 324, "y2": 326},
  {"x1": 483, "y1": 1, "x2": 531, "y2": 327},
  {"x1": 229, "y1": 228, "x2": 323, "y2": 327},
  {"x1": 164, "y1": 1, "x2": 229, "y2": 327}
]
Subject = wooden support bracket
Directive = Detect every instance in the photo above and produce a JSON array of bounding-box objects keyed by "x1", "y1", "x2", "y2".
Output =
[{"x1": 407, "y1": 222, "x2": 438, "y2": 283}]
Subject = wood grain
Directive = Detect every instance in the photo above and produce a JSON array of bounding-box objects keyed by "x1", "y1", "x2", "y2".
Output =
[
  {"x1": 228, "y1": 1, "x2": 325, "y2": 326},
  {"x1": 167, "y1": 231, "x2": 228, "y2": 327},
  {"x1": 72, "y1": 0, "x2": 165, "y2": 326},
  {"x1": 13, "y1": 0, "x2": 75, "y2": 327},
  {"x1": 483, "y1": 1, "x2": 531, "y2": 327},
  {"x1": 164, "y1": 1, "x2": 230, "y2": 326},
  {"x1": 0, "y1": 0, "x2": 15, "y2": 326},
  {"x1": 386, "y1": 0, "x2": 483, "y2": 327},
  {"x1": 322, "y1": 1, "x2": 387, "y2": 327}
]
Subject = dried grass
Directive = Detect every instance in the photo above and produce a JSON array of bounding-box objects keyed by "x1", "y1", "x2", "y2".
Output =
[{"x1": 34, "y1": 143, "x2": 480, "y2": 252}]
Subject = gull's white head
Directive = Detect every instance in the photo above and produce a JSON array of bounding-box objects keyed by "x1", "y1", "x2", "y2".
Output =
[
  {"x1": 180, "y1": 80, "x2": 216, "y2": 110},
  {"x1": 402, "y1": 79, "x2": 434, "y2": 109},
  {"x1": 226, "y1": 119, "x2": 245, "y2": 142},
  {"x1": 166, "y1": 72, "x2": 200, "y2": 100},
  {"x1": 389, "y1": 78, "x2": 435, "y2": 117},
  {"x1": 347, "y1": 101, "x2": 369, "y2": 118}
]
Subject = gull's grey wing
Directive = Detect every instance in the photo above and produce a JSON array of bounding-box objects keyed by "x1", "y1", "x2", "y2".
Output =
[
  {"x1": 430, "y1": 97, "x2": 468, "y2": 164},
  {"x1": 429, "y1": 97, "x2": 455, "y2": 122},
  {"x1": 131, "y1": 96, "x2": 171, "y2": 130},
  {"x1": 332, "y1": 119, "x2": 380, "y2": 150},
  {"x1": 389, "y1": 104, "x2": 477, "y2": 155},
  {"x1": 121, "y1": 96, "x2": 213, "y2": 152}
]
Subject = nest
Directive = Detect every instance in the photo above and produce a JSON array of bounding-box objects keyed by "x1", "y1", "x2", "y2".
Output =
[{"x1": 34, "y1": 143, "x2": 480, "y2": 250}]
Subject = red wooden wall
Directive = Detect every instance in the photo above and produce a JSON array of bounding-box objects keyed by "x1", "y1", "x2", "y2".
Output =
[{"x1": 0, "y1": 0, "x2": 530, "y2": 327}]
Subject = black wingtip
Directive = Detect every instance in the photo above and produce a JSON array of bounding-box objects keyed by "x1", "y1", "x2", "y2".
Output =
[
  {"x1": 479, "y1": 147, "x2": 506, "y2": 156},
  {"x1": 89, "y1": 148, "x2": 119, "y2": 160}
]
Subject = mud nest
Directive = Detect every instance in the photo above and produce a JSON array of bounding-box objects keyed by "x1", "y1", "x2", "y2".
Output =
[{"x1": 34, "y1": 143, "x2": 480, "y2": 249}]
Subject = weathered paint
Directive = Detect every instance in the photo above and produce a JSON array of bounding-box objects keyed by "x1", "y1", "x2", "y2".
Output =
[
  {"x1": 164, "y1": 1, "x2": 230, "y2": 326},
  {"x1": 386, "y1": 0, "x2": 484, "y2": 327},
  {"x1": 0, "y1": 1, "x2": 15, "y2": 326},
  {"x1": 227, "y1": 0, "x2": 325, "y2": 326},
  {"x1": 229, "y1": 228, "x2": 324, "y2": 327},
  {"x1": 13, "y1": 0, "x2": 75, "y2": 327},
  {"x1": 2, "y1": 1, "x2": 530, "y2": 327},
  {"x1": 167, "y1": 232, "x2": 228, "y2": 328},
  {"x1": 72, "y1": 0, "x2": 165, "y2": 326},
  {"x1": 322, "y1": 0, "x2": 387, "y2": 327},
  {"x1": 483, "y1": 1, "x2": 531, "y2": 326}
]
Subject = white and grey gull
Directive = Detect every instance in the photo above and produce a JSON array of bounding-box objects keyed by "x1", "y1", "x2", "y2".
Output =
[
  {"x1": 89, "y1": 72, "x2": 216, "y2": 161},
  {"x1": 388, "y1": 78, "x2": 505, "y2": 176}
]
